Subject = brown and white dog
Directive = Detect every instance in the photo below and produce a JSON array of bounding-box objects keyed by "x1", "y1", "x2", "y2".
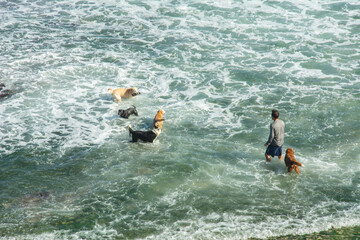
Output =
[
  {"x1": 153, "y1": 109, "x2": 165, "y2": 130},
  {"x1": 128, "y1": 109, "x2": 165, "y2": 143},
  {"x1": 284, "y1": 148, "x2": 304, "y2": 174},
  {"x1": 108, "y1": 87, "x2": 140, "y2": 102}
]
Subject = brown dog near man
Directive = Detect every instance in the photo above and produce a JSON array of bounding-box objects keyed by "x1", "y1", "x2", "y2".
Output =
[{"x1": 284, "y1": 148, "x2": 304, "y2": 174}]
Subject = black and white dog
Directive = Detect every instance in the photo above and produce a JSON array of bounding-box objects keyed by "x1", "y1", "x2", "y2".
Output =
[
  {"x1": 127, "y1": 125, "x2": 161, "y2": 143},
  {"x1": 118, "y1": 106, "x2": 138, "y2": 119}
]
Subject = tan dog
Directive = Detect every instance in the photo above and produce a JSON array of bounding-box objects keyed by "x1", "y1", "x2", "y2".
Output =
[
  {"x1": 153, "y1": 109, "x2": 165, "y2": 130},
  {"x1": 108, "y1": 87, "x2": 140, "y2": 102},
  {"x1": 284, "y1": 148, "x2": 304, "y2": 174}
]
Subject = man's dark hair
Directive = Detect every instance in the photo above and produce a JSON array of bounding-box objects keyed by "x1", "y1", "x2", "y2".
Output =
[{"x1": 272, "y1": 109, "x2": 279, "y2": 119}]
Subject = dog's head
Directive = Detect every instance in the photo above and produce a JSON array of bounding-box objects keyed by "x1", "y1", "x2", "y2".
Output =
[
  {"x1": 118, "y1": 109, "x2": 125, "y2": 115},
  {"x1": 286, "y1": 148, "x2": 294, "y2": 156},
  {"x1": 129, "y1": 87, "x2": 140, "y2": 96},
  {"x1": 153, "y1": 109, "x2": 165, "y2": 129},
  {"x1": 155, "y1": 109, "x2": 165, "y2": 118}
]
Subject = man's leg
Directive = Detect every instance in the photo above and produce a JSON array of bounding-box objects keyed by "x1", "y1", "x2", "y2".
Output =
[{"x1": 265, "y1": 153, "x2": 271, "y2": 162}]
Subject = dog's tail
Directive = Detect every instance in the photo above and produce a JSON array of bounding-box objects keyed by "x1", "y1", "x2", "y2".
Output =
[{"x1": 108, "y1": 88, "x2": 113, "y2": 94}]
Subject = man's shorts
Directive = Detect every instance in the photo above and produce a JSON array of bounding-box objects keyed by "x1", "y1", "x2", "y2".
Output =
[{"x1": 265, "y1": 145, "x2": 282, "y2": 157}]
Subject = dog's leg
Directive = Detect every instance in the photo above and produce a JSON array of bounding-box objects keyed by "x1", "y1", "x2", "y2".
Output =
[
  {"x1": 294, "y1": 159, "x2": 303, "y2": 167},
  {"x1": 132, "y1": 135, "x2": 138, "y2": 142},
  {"x1": 114, "y1": 94, "x2": 122, "y2": 102},
  {"x1": 155, "y1": 119, "x2": 165, "y2": 122},
  {"x1": 153, "y1": 119, "x2": 165, "y2": 129}
]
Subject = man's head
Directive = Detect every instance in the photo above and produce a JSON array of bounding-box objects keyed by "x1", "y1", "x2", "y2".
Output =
[{"x1": 271, "y1": 109, "x2": 279, "y2": 120}]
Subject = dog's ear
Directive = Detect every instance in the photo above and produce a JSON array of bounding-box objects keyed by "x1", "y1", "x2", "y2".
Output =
[{"x1": 132, "y1": 87, "x2": 140, "y2": 94}]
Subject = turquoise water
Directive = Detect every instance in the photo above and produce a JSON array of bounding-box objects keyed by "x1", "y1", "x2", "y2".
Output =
[{"x1": 1, "y1": 0, "x2": 360, "y2": 239}]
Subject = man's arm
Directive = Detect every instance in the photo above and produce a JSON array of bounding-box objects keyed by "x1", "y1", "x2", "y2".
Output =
[{"x1": 265, "y1": 124, "x2": 274, "y2": 146}]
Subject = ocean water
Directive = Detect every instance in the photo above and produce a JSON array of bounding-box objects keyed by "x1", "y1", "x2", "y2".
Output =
[{"x1": 1, "y1": 0, "x2": 360, "y2": 239}]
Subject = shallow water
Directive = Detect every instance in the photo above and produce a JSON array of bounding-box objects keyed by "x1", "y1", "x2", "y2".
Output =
[{"x1": 1, "y1": 0, "x2": 360, "y2": 239}]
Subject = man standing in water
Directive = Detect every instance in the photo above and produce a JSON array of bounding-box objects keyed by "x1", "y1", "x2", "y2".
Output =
[{"x1": 264, "y1": 109, "x2": 285, "y2": 162}]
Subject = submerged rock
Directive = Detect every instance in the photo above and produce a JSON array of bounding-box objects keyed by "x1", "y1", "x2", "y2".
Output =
[{"x1": 0, "y1": 83, "x2": 15, "y2": 100}]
